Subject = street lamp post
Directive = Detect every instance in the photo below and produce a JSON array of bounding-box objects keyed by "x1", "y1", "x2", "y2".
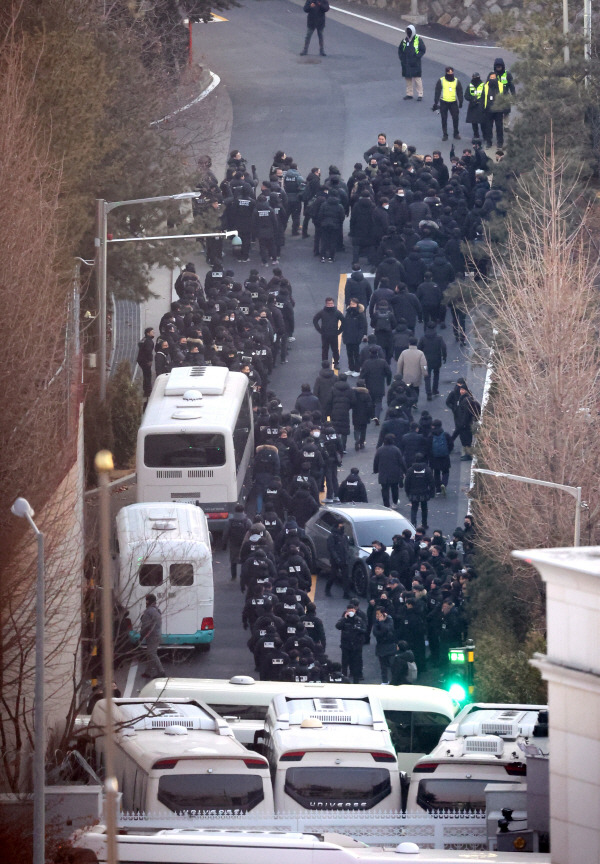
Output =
[
  {"x1": 10, "y1": 498, "x2": 45, "y2": 864},
  {"x1": 95, "y1": 190, "x2": 239, "y2": 402},
  {"x1": 472, "y1": 468, "x2": 583, "y2": 547}
]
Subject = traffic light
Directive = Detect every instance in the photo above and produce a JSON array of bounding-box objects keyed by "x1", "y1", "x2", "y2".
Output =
[{"x1": 446, "y1": 641, "x2": 475, "y2": 704}]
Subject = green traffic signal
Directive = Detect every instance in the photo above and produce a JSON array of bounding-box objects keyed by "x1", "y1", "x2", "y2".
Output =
[{"x1": 448, "y1": 681, "x2": 468, "y2": 703}]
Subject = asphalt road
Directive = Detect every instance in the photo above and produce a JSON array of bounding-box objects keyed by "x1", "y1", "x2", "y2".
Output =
[{"x1": 117, "y1": 0, "x2": 490, "y2": 696}]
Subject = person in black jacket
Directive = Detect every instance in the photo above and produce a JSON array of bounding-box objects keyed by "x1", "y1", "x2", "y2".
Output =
[
  {"x1": 313, "y1": 297, "x2": 344, "y2": 367},
  {"x1": 326, "y1": 522, "x2": 352, "y2": 597},
  {"x1": 300, "y1": 0, "x2": 330, "y2": 57},
  {"x1": 342, "y1": 299, "x2": 367, "y2": 375},
  {"x1": 429, "y1": 419, "x2": 454, "y2": 496},
  {"x1": 154, "y1": 340, "x2": 171, "y2": 377},
  {"x1": 252, "y1": 195, "x2": 279, "y2": 265},
  {"x1": 335, "y1": 603, "x2": 366, "y2": 682},
  {"x1": 289, "y1": 482, "x2": 320, "y2": 528},
  {"x1": 418, "y1": 324, "x2": 447, "y2": 399},
  {"x1": 327, "y1": 375, "x2": 355, "y2": 451},
  {"x1": 137, "y1": 327, "x2": 155, "y2": 398},
  {"x1": 351, "y1": 379, "x2": 374, "y2": 450},
  {"x1": 398, "y1": 24, "x2": 426, "y2": 100},
  {"x1": 404, "y1": 453, "x2": 436, "y2": 528},
  {"x1": 373, "y1": 434, "x2": 406, "y2": 508},
  {"x1": 338, "y1": 467, "x2": 368, "y2": 502},
  {"x1": 360, "y1": 346, "x2": 392, "y2": 421},
  {"x1": 372, "y1": 608, "x2": 397, "y2": 683},
  {"x1": 318, "y1": 189, "x2": 346, "y2": 262},
  {"x1": 433, "y1": 66, "x2": 463, "y2": 141}
]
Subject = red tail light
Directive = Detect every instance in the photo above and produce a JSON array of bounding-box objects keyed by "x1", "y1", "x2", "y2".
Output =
[
  {"x1": 201, "y1": 617, "x2": 214, "y2": 631},
  {"x1": 413, "y1": 762, "x2": 439, "y2": 773},
  {"x1": 153, "y1": 759, "x2": 178, "y2": 769},
  {"x1": 505, "y1": 762, "x2": 527, "y2": 776},
  {"x1": 280, "y1": 751, "x2": 305, "y2": 761},
  {"x1": 207, "y1": 512, "x2": 229, "y2": 520},
  {"x1": 371, "y1": 752, "x2": 397, "y2": 763},
  {"x1": 243, "y1": 758, "x2": 268, "y2": 768}
]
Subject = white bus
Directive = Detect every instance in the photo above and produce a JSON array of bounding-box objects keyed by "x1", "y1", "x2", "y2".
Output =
[
  {"x1": 87, "y1": 698, "x2": 274, "y2": 816},
  {"x1": 406, "y1": 704, "x2": 549, "y2": 813},
  {"x1": 72, "y1": 827, "x2": 551, "y2": 864},
  {"x1": 260, "y1": 692, "x2": 402, "y2": 813},
  {"x1": 138, "y1": 676, "x2": 457, "y2": 773},
  {"x1": 136, "y1": 366, "x2": 254, "y2": 532},
  {"x1": 115, "y1": 502, "x2": 214, "y2": 647}
]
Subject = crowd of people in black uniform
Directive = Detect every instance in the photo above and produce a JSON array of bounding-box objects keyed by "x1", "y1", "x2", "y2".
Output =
[{"x1": 135, "y1": 128, "x2": 503, "y2": 685}]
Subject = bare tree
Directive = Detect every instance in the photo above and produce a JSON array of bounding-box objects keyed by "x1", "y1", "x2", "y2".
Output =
[{"x1": 470, "y1": 144, "x2": 600, "y2": 625}]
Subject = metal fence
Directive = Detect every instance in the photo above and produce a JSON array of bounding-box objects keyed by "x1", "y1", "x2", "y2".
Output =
[{"x1": 118, "y1": 810, "x2": 487, "y2": 850}]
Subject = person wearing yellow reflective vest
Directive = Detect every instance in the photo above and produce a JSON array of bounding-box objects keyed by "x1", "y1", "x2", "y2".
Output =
[
  {"x1": 464, "y1": 73, "x2": 485, "y2": 139},
  {"x1": 433, "y1": 67, "x2": 464, "y2": 141},
  {"x1": 398, "y1": 25, "x2": 426, "y2": 101},
  {"x1": 482, "y1": 73, "x2": 505, "y2": 149}
]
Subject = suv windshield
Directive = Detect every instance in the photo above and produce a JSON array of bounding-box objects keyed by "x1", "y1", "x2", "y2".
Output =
[{"x1": 354, "y1": 518, "x2": 407, "y2": 548}]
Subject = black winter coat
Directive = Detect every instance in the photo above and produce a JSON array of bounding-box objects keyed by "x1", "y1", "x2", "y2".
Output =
[
  {"x1": 313, "y1": 367, "x2": 337, "y2": 412},
  {"x1": 390, "y1": 290, "x2": 422, "y2": 331},
  {"x1": 336, "y1": 614, "x2": 366, "y2": 649},
  {"x1": 404, "y1": 461, "x2": 435, "y2": 502},
  {"x1": 304, "y1": 0, "x2": 329, "y2": 27},
  {"x1": 350, "y1": 197, "x2": 376, "y2": 246},
  {"x1": 430, "y1": 255, "x2": 455, "y2": 288},
  {"x1": 416, "y1": 280, "x2": 442, "y2": 311},
  {"x1": 360, "y1": 357, "x2": 392, "y2": 398},
  {"x1": 289, "y1": 489, "x2": 319, "y2": 527},
  {"x1": 418, "y1": 331, "x2": 447, "y2": 369},
  {"x1": 313, "y1": 306, "x2": 344, "y2": 338},
  {"x1": 351, "y1": 387, "x2": 374, "y2": 427},
  {"x1": 374, "y1": 257, "x2": 405, "y2": 291},
  {"x1": 401, "y1": 431, "x2": 430, "y2": 466},
  {"x1": 328, "y1": 380, "x2": 355, "y2": 435},
  {"x1": 373, "y1": 614, "x2": 398, "y2": 657},
  {"x1": 373, "y1": 442, "x2": 406, "y2": 484},
  {"x1": 342, "y1": 306, "x2": 368, "y2": 345},
  {"x1": 398, "y1": 34, "x2": 426, "y2": 78},
  {"x1": 345, "y1": 272, "x2": 372, "y2": 308},
  {"x1": 338, "y1": 474, "x2": 368, "y2": 502},
  {"x1": 403, "y1": 252, "x2": 426, "y2": 290}
]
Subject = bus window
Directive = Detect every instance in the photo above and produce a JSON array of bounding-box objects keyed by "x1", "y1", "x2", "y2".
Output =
[
  {"x1": 284, "y1": 767, "x2": 392, "y2": 810},
  {"x1": 233, "y1": 395, "x2": 252, "y2": 469},
  {"x1": 139, "y1": 564, "x2": 163, "y2": 586},
  {"x1": 416, "y1": 778, "x2": 496, "y2": 812},
  {"x1": 384, "y1": 710, "x2": 450, "y2": 755},
  {"x1": 157, "y1": 773, "x2": 265, "y2": 814},
  {"x1": 208, "y1": 704, "x2": 268, "y2": 721},
  {"x1": 144, "y1": 433, "x2": 226, "y2": 468},
  {"x1": 169, "y1": 563, "x2": 193, "y2": 586}
]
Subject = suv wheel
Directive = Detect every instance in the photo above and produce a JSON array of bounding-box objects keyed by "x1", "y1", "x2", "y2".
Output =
[{"x1": 352, "y1": 561, "x2": 369, "y2": 597}]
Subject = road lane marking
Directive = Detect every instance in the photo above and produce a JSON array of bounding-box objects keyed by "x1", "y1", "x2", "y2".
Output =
[
  {"x1": 124, "y1": 662, "x2": 138, "y2": 697},
  {"x1": 209, "y1": 14, "x2": 228, "y2": 22},
  {"x1": 328, "y1": 5, "x2": 503, "y2": 49},
  {"x1": 150, "y1": 72, "x2": 221, "y2": 126},
  {"x1": 309, "y1": 573, "x2": 317, "y2": 602}
]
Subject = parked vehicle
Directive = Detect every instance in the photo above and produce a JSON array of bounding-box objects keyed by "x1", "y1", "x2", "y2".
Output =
[
  {"x1": 305, "y1": 503, "x2": 414, "y2": 595},
  {"x1": 115, "y1": 502, "x2": 213, "y2": 646}
]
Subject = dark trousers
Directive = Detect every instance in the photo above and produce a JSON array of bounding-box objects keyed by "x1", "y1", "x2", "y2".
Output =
[
  {"x1": 471, "y1": 122, "x2": 482, "y2": 138},
  {"x1": 354, "y1": 425, "x2": 367, "y2": 447},
  {"x1": 237, "y1": 228, "x2": 252, "y2": 259},
  {"x1": 313, "y1": 225, "x2": 322, "y2": 256},
  {"x1": 258, "y1": 236, "x2": 276, "y2": 263},
  {"x1": 410, "y1": 499, "x2": 429, "y2": 527},
  {"x1": 289, "y1": 200, "x2": 302, "y2": 234},
  {"x1": 346, "y1": 342, "x2": 360, "y2": 372},
  {"x1": 440, "y1": 101, "x2": 460, "y2": 136},
  {"x1": 206, "y1": 236, "x2": 223, "y2": 265},
  {"x1": 483, "y1": 112, "x2": 504, "y2": 146},
  {"x1": 304, "y1": 24, "x2": 324, "y2": 52},
  {"x1": 378, "y1": 654, "x2": 393, "y2": 684},
  {"x1": 351, "y1": 242, "x2": 374, "y2": 265},
  {"x1": 275, "y1": 333, "x2": 288, "y2": 362},
  {"x1": 327, "y1": 560, "x2": 351, "y2": 596},
  {"x1": 433, "y1": 467, "x2": 449, "y2": 492},
  {"x1": 450, "y1": 304, "x2": 467, "y2": 344},
  {"x1": 424, "y1": 368, "x2": 440, "y2": 397},
  {"x1": 452, "y1": 426, "x2": 473, "y2": 448},
  {"x1": 321, "y1": 333, "x2": 339, "y2": 363},
  {"x1": 139, "y1": 362, "x2": 152, "y2": 398},
  {"x1": 324, "y1": 463, "x2": 339, "y2": 499},
  {"x1": 341, "y1": 645, "x2": 362, "y2": 683},
  {"x1": 381, "y1": 482, "x2": 400, "y2": 507},
  {"x1": 320, "y1": 226, "x2": 338, "y2": 260},
  {"x1": 372, "y1": 395, "x2": 383, "y2": 419},
  {"x1": 422, "y1": 305, "x2": 438, "y2": 327}
]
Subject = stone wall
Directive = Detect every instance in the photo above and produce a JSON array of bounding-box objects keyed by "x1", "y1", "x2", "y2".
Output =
[{"x1": 343, "y1": 0, "x2": 523, "y2": 38}]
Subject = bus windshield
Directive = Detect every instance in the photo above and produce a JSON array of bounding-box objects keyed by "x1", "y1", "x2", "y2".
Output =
[{"x1": 144, "y1": 433, "x2": 226, "y2": 468}]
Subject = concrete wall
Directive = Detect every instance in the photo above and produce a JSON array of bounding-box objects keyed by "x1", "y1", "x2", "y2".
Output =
[{"x1": 514, "y1": 546, "x2": 600, "y2": 864}]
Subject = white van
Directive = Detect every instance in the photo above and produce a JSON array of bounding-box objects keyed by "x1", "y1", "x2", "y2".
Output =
[
  {"x1": 259, "y1": 692, "x2": 401, "y2": 813},
  {"x1": 115, "y1": 502, "x2": 213, "y2": 646},
  {"x1": 73, "y1": 827, "x2": 551, "y2": 864},
  {"x1": 139, "y1": 676, "x2": 456, "y2": 773},
  {"x1": 406, "y1": 704, "x2": 549, "y2": 813},
  {"x1": 87, "y1": 698, "x2": 274, "y2": 816}
]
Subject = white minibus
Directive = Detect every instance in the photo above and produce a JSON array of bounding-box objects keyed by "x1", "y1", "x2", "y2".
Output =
[
  {"x1": 87, "y1": 698, "x2": 274, "y2": 816},
  {"x1": 72, "y1": 827, "x2": 551, "y2": 864},
  {"x1": 115, "y1": 502, "x2": 213, "y2": 646},
  {"x1": 260, "y1": 692, "x2": 401, "y2": 813},
  {"x1": 406, "y1": 704, "x2": 549, "y2": 813},
  {"x1": 138, "y1": 676, "x2": 457, "y2": 773},
  {"x1": 136, "y1": 366, "x2": 254, "y2": 532}
]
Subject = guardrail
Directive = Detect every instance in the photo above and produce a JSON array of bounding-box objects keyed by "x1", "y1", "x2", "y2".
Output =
[{"x1": 118, "y1": 810, "x2": 487, "y2": 849}]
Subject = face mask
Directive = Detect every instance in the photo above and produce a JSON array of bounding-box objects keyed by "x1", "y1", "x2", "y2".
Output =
[
  {"x1": 383, "y1": 204, "x2": 389, "y2": 210},
  {"x1": 347, "y1": 611, "x2": 355, "y2": 618},
  {"x1": 312, "y1": 431, "x2": 321, "y2": 438}
]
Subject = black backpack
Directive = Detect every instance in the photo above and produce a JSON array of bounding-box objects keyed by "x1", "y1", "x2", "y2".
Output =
[{"x1": 376, "y1": 310, "x2": 393, "y2": 332}]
